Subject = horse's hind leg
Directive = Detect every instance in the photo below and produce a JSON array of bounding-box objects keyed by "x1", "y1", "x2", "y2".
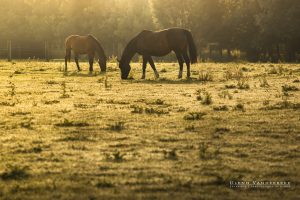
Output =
[
  {"x1": 64, "y1": 49, "x2": 71, "y2": 72},
  {"x1": 64, "y1": 56, "x2": 68, "y2": 72},
  {"x1": 88, "y1": 54, "x2": 94, "y2": 72},
  {"x1": 175, "y1": 52, "x2": 184, "y2": 79},
  {"x1": 182, "y1": 51, "x2": 191, "y2": 78},
  {"x1": 148, "y1": 56, "x2": 159, "y2": 79},
  {"x1": 74, "y1": 54, "x2": 81, "y2": 71}
]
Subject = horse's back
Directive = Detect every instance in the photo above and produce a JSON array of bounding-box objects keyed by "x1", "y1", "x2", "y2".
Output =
[{"x1": 135, "y1": 28, "x2": 189, "y2": 55}]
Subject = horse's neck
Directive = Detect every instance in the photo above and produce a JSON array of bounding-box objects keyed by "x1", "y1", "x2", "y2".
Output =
[
  {"x1": 125, "y1": 49, "x2": 136, "y2": 64},
  {"x1": 123, "y1": 41, "x2": 137, "y2": 64}
]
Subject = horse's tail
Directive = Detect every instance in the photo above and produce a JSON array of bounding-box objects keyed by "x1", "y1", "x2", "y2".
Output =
[
  {"x1": 185, "y1": 30, "x2": 197, "y2": 64},
  {"x1": 65, "y1": 48, "x2": 71, "y2": 62},
  {"x1": 88, "y1": 35, "x2": 107, "y2": 61},
  {"x1": 65, "y1": 37, "x2": 72, "y2": 62}
]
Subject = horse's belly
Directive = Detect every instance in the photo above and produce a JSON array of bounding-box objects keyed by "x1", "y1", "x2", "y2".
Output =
[{"x1": 137, "y1": 40, "x2": 171, "y2": 57}]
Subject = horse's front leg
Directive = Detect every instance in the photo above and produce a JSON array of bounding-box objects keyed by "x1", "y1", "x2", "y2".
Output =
[
  {"x1": 148, "y1": 56, "x2": 159, "y2": 79},
  {"x1": 142, "y1": 56, "x2": 148, "y2": 79},
  {"x1": 183, "y1": 52, "x2": 191, "y2": 78}
]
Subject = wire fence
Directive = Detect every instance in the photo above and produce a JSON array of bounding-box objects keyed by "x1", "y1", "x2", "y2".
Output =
[
  {"x1": 0, "y1": 40, "x2": 246, "y2": 62},
  {"x1": 0, "y1": 41, "x2": 65, "y2": 61}
]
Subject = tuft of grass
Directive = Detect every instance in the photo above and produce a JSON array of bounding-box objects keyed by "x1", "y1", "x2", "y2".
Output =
[
  {"x1": 106, "y1": 152, "x2": 125, "y2": 162},
  {"x1": 0, "y1": 165, "x2": 29, "y2": 180},
  {"x1": 293, "y1": 79, "x2": 300, "y2": 83},
  {"x1": 215, "y1": 127, "x2": 230, "y2": 133},
  {"x1": 95, "y1": 180, "x2": 115, "y2": 188},
  {"x1": 225, "y1": 84, "x2": 236, "y2": 89},
  {"x1": 213, "y1": 105, "x2": 229, "y2": 111},
  {"x1": 199, "y1": 143, "x2": 220, "y2": 160},
  {"x1": 282, "y1": 85, "x2": 299, "y2": 92},
  {"x1": 263, "y1": 100, "x2": 300, "y2": 110},
  {"x1": 160, "y1": 68, "x2": 167, "y2": 73},
  {"x1": 184, "y1": 112, "x2": 206, "y2": 120},
  {"x1": 131, "y1": 105, "x2": 144, "y2": 114},
  {"x1": 14, "y1": 70, "x2": 23, "y2": 75},
  {"x1": 20, "y1": 121, "x2": 33, "y2": 129},
  {"x1": 55, "y1": 119, "x2": 89, "y2": 127},
  {"x1": 185, "y1": 125, "x2": 196, "y2": 132},
  {"x1": 107, "y1": 122, "x2": 125, "y2": 132},
  {"x1": 60, "y1": 81, "x2": 70, "y2": 98},
  {"x1": 268, "y1": 65, "x2": 286, "y2": 75},
  {"x1": 154, "y1": 99, "x2": 165, "y2": 105},
  {"x1": 74, "y1": 103, "x2": 97, "y2": 109},
  {"x1": 199, "y1": 143, "x2": 209, "y2": 160},
  {"x1": 46, "y1": 80, "x2": 58, "y2": 85},
  {"x1": 202, "y1": 92, "x2": 213, "y2": 105},
  {"x1": 237, "y1": 79, "x2": 250, "y2": 90},
  {"x1": 218, "y1": 91, "x2": 233, "y2": 99},
  {"x1": 44, "y1": 100, "x2": 60, "y2": 105},
  {"x1": 164, "y1": 149, "x2": 178, "y2": 160},
  {"x1": 234, "y1": 103, "x2": 245, "y2": 111},
  {"x1": 198, "y1": 70, "x2": 213, "y2": 82},
  {"x1": 9, "y1": 82, "x2": 16, "y2": 97},
  {"x1": 104, "y1": 76, "x2": 112, "y2": 89},
  {"x1": 145, "y1": 107, "x2": 169, "y2": 115},
  {"x1": 196, "y1": 89, "x2": 212, "y2": 105},
  {"x1": 11, "y1": 111, "x2": 31, "y2": 116},
  {"x1": 259, "y1": 76, "x2": 270, "y2": 88},
  {"x1": 224, "y1": 67, "x2": 244, "y2": 81}
]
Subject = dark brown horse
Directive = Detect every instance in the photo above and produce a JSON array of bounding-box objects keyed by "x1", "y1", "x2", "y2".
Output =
[
  {"x1": 119, "y1": 28, "x2": 197, "y2": 79},
  {"x1": 65, "y1": 35, "x2": 107, "y2": 72}
]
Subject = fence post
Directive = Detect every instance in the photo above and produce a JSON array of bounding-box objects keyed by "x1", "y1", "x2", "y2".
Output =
[
  {"x1": 44, "y1": 41, "x2": 48, "y2": 61},
  {"x1": 7, "y1": 40, "x2": 12, "y2": 61}
]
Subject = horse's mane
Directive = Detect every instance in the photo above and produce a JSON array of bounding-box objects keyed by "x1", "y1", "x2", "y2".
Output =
[
  {"x1": 120, "y1": 37, "x2": 138, "y2": 64},
  {"x1": 88, "y1": 35, "x2": 107, "y2": 60}
]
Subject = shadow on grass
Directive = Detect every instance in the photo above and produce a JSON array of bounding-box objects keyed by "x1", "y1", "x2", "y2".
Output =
[
  {"x1": 127, "y1": 78, "x2": 208, "y2": 85},
  {"x1": 64, "y1": 71, "x2": 106, "y2": 77}
]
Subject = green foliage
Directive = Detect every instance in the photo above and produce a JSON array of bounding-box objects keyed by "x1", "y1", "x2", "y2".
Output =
[{"x1": 0, "y1": 0, "x2": 299, "y2": 61}]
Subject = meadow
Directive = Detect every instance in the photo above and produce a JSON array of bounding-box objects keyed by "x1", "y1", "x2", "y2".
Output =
[{"x1": 0, "y1": 61, "x2": 299, "y2": 200}]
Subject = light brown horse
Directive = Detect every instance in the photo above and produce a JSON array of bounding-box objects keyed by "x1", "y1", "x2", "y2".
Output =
[
  {"x1": 65, "y1": 35, "x2": 107, "y2": 72},
  {"x1": 119, "y1": 28, "x2": 197, "y2": 79}
]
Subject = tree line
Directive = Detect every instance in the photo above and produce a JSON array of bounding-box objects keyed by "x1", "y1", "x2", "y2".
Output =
[{"x1": 0, "y1": 0, "x2": 299, "y2": 62}]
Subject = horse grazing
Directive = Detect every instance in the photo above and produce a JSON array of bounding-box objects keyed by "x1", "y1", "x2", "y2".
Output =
[
  {"x1": 65, "y1": 35, "x2": 107, "y2": 72},
  {"x1": 119, "y1": 28, "x2": 197, "y2": 79}
]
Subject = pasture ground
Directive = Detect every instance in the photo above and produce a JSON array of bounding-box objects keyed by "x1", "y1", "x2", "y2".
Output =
[{"x1": 0, "y1": 61, "x2": 299, "y2": 200}]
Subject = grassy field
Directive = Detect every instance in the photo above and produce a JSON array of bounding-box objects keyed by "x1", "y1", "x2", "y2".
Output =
[{"x1": 0, "y1": 60, "x2": 299, "y2": 200}]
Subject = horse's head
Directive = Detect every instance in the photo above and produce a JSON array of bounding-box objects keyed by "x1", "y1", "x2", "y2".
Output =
[
  {"x1": 118, "y1": 58, "x2": 131, "y2": 79},
  {"x1": 98, "y1": 59, "x2": 106, "y2": 72}
]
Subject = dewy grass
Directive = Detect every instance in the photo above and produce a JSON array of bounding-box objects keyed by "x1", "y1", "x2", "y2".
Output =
[{"x1": 0, "y1": 61, "x2": 299, "y2": 199}]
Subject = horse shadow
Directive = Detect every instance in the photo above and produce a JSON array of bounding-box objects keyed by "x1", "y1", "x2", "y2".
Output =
[
  {"x1": 63, "y1": 71, "x2": 106, "y2": 77},
  {"x1": 129, "y1": 77, "x2": 206, "y2": 85}
]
